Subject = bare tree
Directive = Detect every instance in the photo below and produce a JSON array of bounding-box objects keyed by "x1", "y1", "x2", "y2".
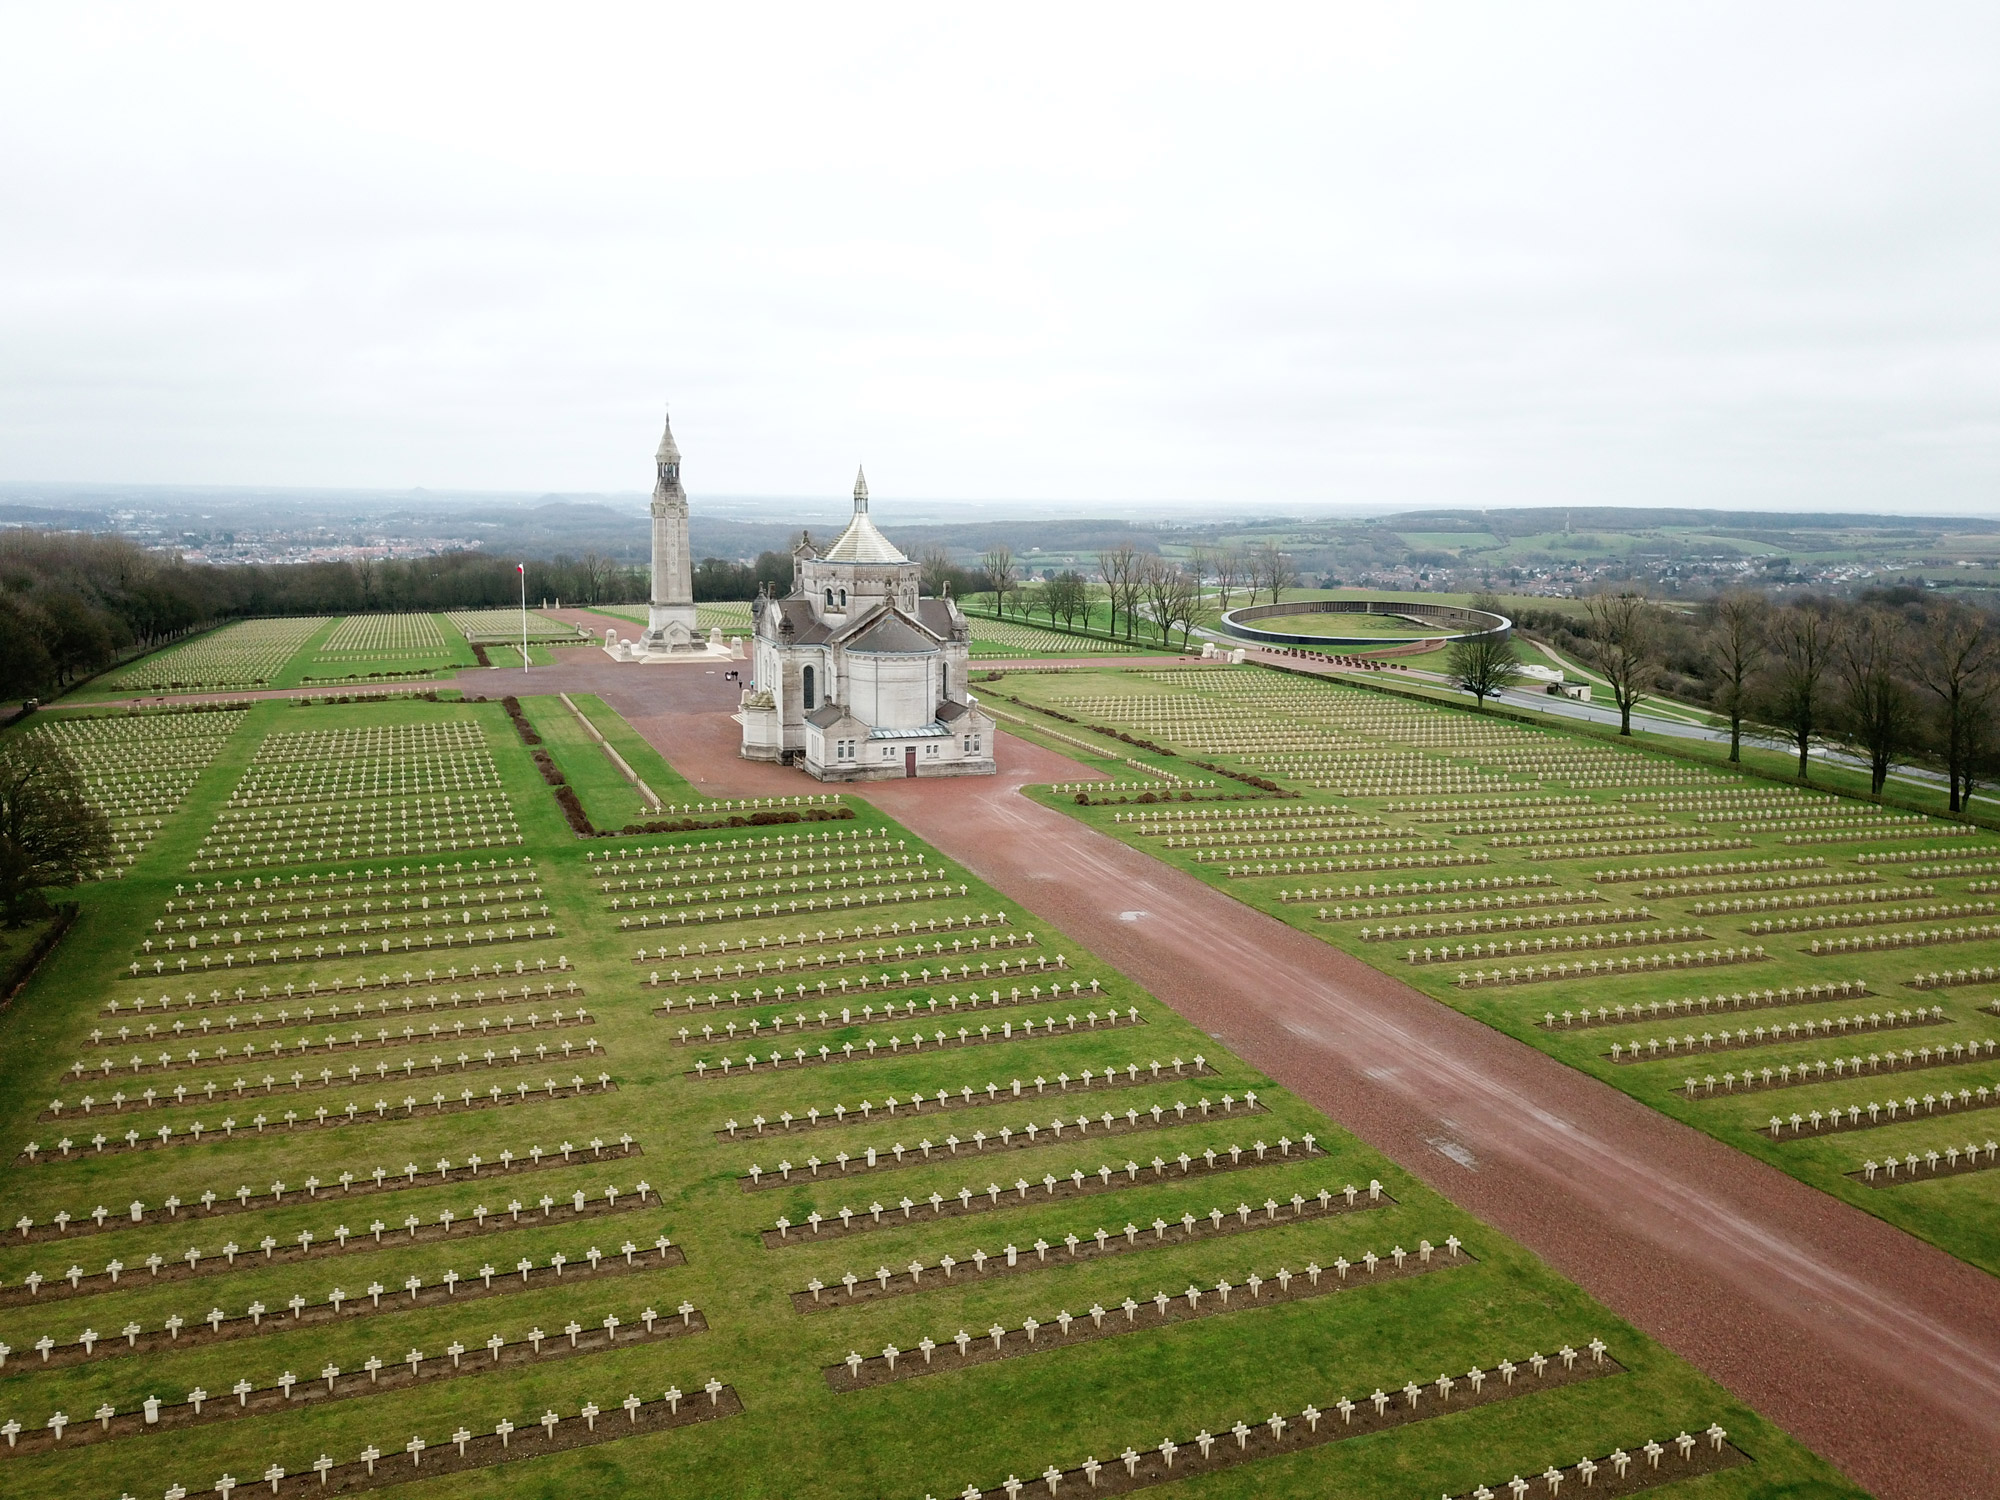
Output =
[
  {"x1": 1046, "y1": 570, "x2": 1088, "y2": 630},
  {"x1": 1097, "y1": 544, "x2": 1141, "y2": 641},
  {"x1": 1758, "y1": 603, "x2": 1837, "y2": 780},
  {"x1": 1579, "y1": 590, "x2": 1660, "y2": 736},
  {"x1": 980, "y1": 545, "x2": 1017, "y2": 616},
  {"x1": 1708, "y1": 592, "x2": 1768, "y2": 763},
  {"x1": 1448, "y1": 633, "x2": 1524, "y2": 712},
  {"x1": 918, "y1": 544, "x2": 955, "y2": 599},
  {"x1": 1139, "y1": 556, "x2": 1187, "y2": 645},
  {"x1": 1164, "y1": 565, "x2": 1202, "y2": 649},
  {"x1": 0, "y1": 738, "x2": 113, "y2": 926},
  {"x1": 1904, "y1": 601, "x2": 2000, "y2": 812},
  {"x1": 577, "y1": 551, "x2": 615, "y2": 605},
  {"x1": 1214, "y1": 548, "x2": 1244, "y2": 612},
  {"x1": 1833, "y1": 609, "x2": 1918, "y2": 796},
  {"x1": 1251, "y1": 541, "x2": 1298, "y2": 605}
]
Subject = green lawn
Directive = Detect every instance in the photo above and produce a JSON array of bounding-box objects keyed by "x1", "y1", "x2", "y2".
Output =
[
  {"x1": 996, "y1": 663, "x2": 2000, "y2": 1273},
  {"x1": 0, "y1": 692, "x2": 1859, "y2": 1500}
]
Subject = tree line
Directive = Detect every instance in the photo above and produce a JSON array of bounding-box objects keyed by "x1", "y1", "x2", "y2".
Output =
[
  {"x1": 958, "y1": 540, "x2": 1301, "y2": 648},
  {"x1": 1460, "y1": 587, "x2": 2000, "y2": 811},
  {"x1": 0, "y1": 527, "x2": 812, "y2": 703}
]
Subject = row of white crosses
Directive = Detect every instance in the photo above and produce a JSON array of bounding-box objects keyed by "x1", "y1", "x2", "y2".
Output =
[
  {"x1": 0, "y1": 1234, "x2": 677, "y2": 1369},
  {"x1": 0, "y1": 1303, "x2": 700, "y2": 1452},
  {"x1": 1808, "y1": 922, "x2": 2000, "y2": 955},
  {"x1": 739, "y1": 1097, "x2": 1270, "y2": 1190},
  {"x1": 74, "y1": 1007, "x2": 593, "y2": 1076},
  {"x1": 45, "y1": 1040, "x2": 606, "y2": 1115},
  {"x1": 1763, "y1": 1084, "x2": 1997, "y2": 1138},
  {"x1": 107, "y1": 972, "x2": 581, "y2": 1018},
  {"x1": 102, "y1": 1381, "x2": 732, "y2": 1497},
  {"x1": 9, "y1": 1135, "x2": 638, "y2": 1242},
  {"x1": 1454, "y1": 944, "x2": 1767, "y2": 991},
  {"x1": 18, "y1": 1072, "x2": 616, "y2": 1159},
  {"x1": 607, "y1": 853, "x2": 929, "y2": 906},
  {"x1": 1745, "y1": 900, "x2": 1999, "y2": 937},
  {"x1": 125, "y1": 954, "x2": 567, "y2": 998},
  {"x1": 615, "y1": 880, "x2": 970, "y2": 930},
  {"x1": 649, "y1": 938, "x2": 1083, "y2": 1012},
  {"x1": 1677, "y1": 1038, "x2": 1997, "y2": 1099},
  {"x1": 1606, "y1": 1006, "x2": 1941, "y2": 1061},
  {"x1": 686, "y1": 1013, "x2": 1147, "y2": 1079},
  {"x1": 594, "y1": 831, "x2": 905, "y2": 887},
  {"x1": 2, "y1": 1182, "x2": 654, "y2": 1302},
  {"x1": 718, "y1": 1060, "x2": 1221, "y2": 1139},
  {"x1": 767, "y1": 1138, "x2": 1321, "y2": 1243},
  {"x1": 129, "y1": 915, "x2": 553, "y2": 977},
  {"x1": 1860, "y1": 1140, "x2": 1999, "y2": 1181},
  {"x1": 1452, "y1": 1425, "x2": 1732, "y2": 1499},
  {"x1": 645, "y1": 943, "x2": 1066, "y2": 991},
  {"x1": 670, "y1": 983, "x2": 1107, "y2": 1045},
  {"x1": 1538, "y1": 980, "x2": 1871, "y2": 1031},
  {"x1": 634, "y1": 913, "x2": 1021, "y2": 975},
  {"x1": 838, "y1": 1239, "x2": 1466, "y2": 1385},
  {"x1": 923, "y1": 1342, "x2": 1622, "y2": 1499},
  {"x1": 799, "y1": 1184, "x2": 1385, "y2": 1309}
]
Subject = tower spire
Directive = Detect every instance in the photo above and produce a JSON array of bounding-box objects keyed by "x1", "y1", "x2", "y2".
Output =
[{"x1": 853, "y1": 465, "x2": 869, "y2": 514}]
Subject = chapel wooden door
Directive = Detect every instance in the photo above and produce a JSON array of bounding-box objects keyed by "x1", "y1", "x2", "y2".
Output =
[{"x1": 904, "y1": 747, "x2": 917, "y2": 777}]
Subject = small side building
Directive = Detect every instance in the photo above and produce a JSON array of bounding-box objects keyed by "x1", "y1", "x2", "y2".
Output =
[{"x1": 738, "y1": 469, "x2": 995, "y2": 780}]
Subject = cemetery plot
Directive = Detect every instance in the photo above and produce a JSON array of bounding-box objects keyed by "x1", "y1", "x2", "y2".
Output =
[
  {"x1": 682, "y1": 1007, "x2": 1146, "y2": 1080},
  {"x1": 712, "y1": 1062, "x2": 1225, "y2": 1141},
  {"x1": 697, "y1": 601, "x2": 754, "y2": 633},
  {"x1": 103, "y1": 618, "x2": 329, "y2": 691},
  {"x1": 967, "y1": 616, "x2": 1147, "y2": 657},
  {"x1": 917, "y1": 1343, "x2": 1698, "y2": 1500},
  {"x1": 1012, "y1": 662, "x2": 2000, "y2": 1274},
  {"x1": 0, "y1": 693, "x2": 1853, "y2": 1500},
  {"x1": 6, "y1": 709, "x2": 244, "y2": 877},
  {"x1": 6, "y1": 1134, "x2": 642, "y2": 1243},
  {"x1": 444, "y1": 608, "x2": 586, "y2": 644},
  {"x1": 1855, "y1": 1138, "x2": 2000, "y2": 1185},
  {"x1": 788, "y1": 1181, "x2": 1391, "y2": 1313},
  {"x1": 736, "y1": 1096, "x2": 1276, "y2": 1190},
  {"x1": 0, "y1": 1179, "x2": 654, "y2": 1304},
  {"x1": 760, "y1": 1134, "x2": 1323, "y2": 1246},
  {"x1": 826, "y1": 1235, "x2": 1469, "y2": 1389},
  {"x1": 316, "y1": 614, "x2": 449, "y2": 658},
  {"x1": 0, "y1": 1299, "x2": 707, "y2": 1456}
]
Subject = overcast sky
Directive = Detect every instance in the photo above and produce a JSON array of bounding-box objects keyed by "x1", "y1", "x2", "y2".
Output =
[{"x1": 2, "y1": 4, "x2": 1997, "y2": 514}]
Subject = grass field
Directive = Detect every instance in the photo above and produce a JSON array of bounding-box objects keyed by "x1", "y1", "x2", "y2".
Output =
[
  {"x1": 996, "y1": 664, "x2": 2000, "y2": 1274},
  {"x1": 0, "y1": 691, "x2": 1856, "y2": 1499}
]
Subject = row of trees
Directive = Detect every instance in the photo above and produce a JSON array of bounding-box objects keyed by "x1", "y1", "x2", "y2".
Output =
[
  {"x1": 963, "y1": 540, "x2": 1302, "y2": 646},
  {"x1": 1460, "y1": 588, "x2": 2000, "y2": 811},
  {"x1": 0, "y1": 528, "x2": 681, "y2": 702}
]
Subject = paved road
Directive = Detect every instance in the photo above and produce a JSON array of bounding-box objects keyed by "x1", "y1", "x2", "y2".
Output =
[{"x1": 517, "y1": 655, "x2": 2000, "y2": 1500}]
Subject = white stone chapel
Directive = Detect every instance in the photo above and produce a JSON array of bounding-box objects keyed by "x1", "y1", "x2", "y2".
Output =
[{"x1": 738, "y1": 470, "x2": 994, "y2": 780}]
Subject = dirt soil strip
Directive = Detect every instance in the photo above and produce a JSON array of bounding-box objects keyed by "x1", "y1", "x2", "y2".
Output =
[
  {"x1": 827, "y1": 1250, "x2": 1467, "y2": 1389},
  {"x1": 20, "y1": 1239, "x2": 686, "y2": 1370},
  {"x1": 762, "y1": 1143, "x2": 1327, "y2": 1247},
  {"x1": 0, "y1": 1308, "x2": 708, "y2": 1457},
  {"x1": 687, "y1": 1013, "x2": 1145, "y2": 1080},
  {"x1": 789, "y1": 1190, "x2": 1395, "y2": 1313},
  {"x1": 166, "y1": 1384, "x2": 743, "y2": 1498},
  {"x1": 19, "y1": 1079, "x2": 618, "y2": 1162},
  {"x1": 736, "y1": 1105, "x2": 1273, "y2": 1190},
  {"x1": 9, "y1": 1140, "x2": 643, "y2": 1246},
  {"x1": 0, "y1": 1194, "x2": 655, "y2": 1307},
  {"x1": 710, "y1": 1063, "x2": 1226, "y2": 1141},
  {"x1": 498, "y1": 652, "x2": 2000, "y2": 1499}
]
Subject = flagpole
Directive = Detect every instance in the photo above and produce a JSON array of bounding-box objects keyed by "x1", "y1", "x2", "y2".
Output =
[{"x1": 518, "y1": 563, "x2": 528, "y2": 674}]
